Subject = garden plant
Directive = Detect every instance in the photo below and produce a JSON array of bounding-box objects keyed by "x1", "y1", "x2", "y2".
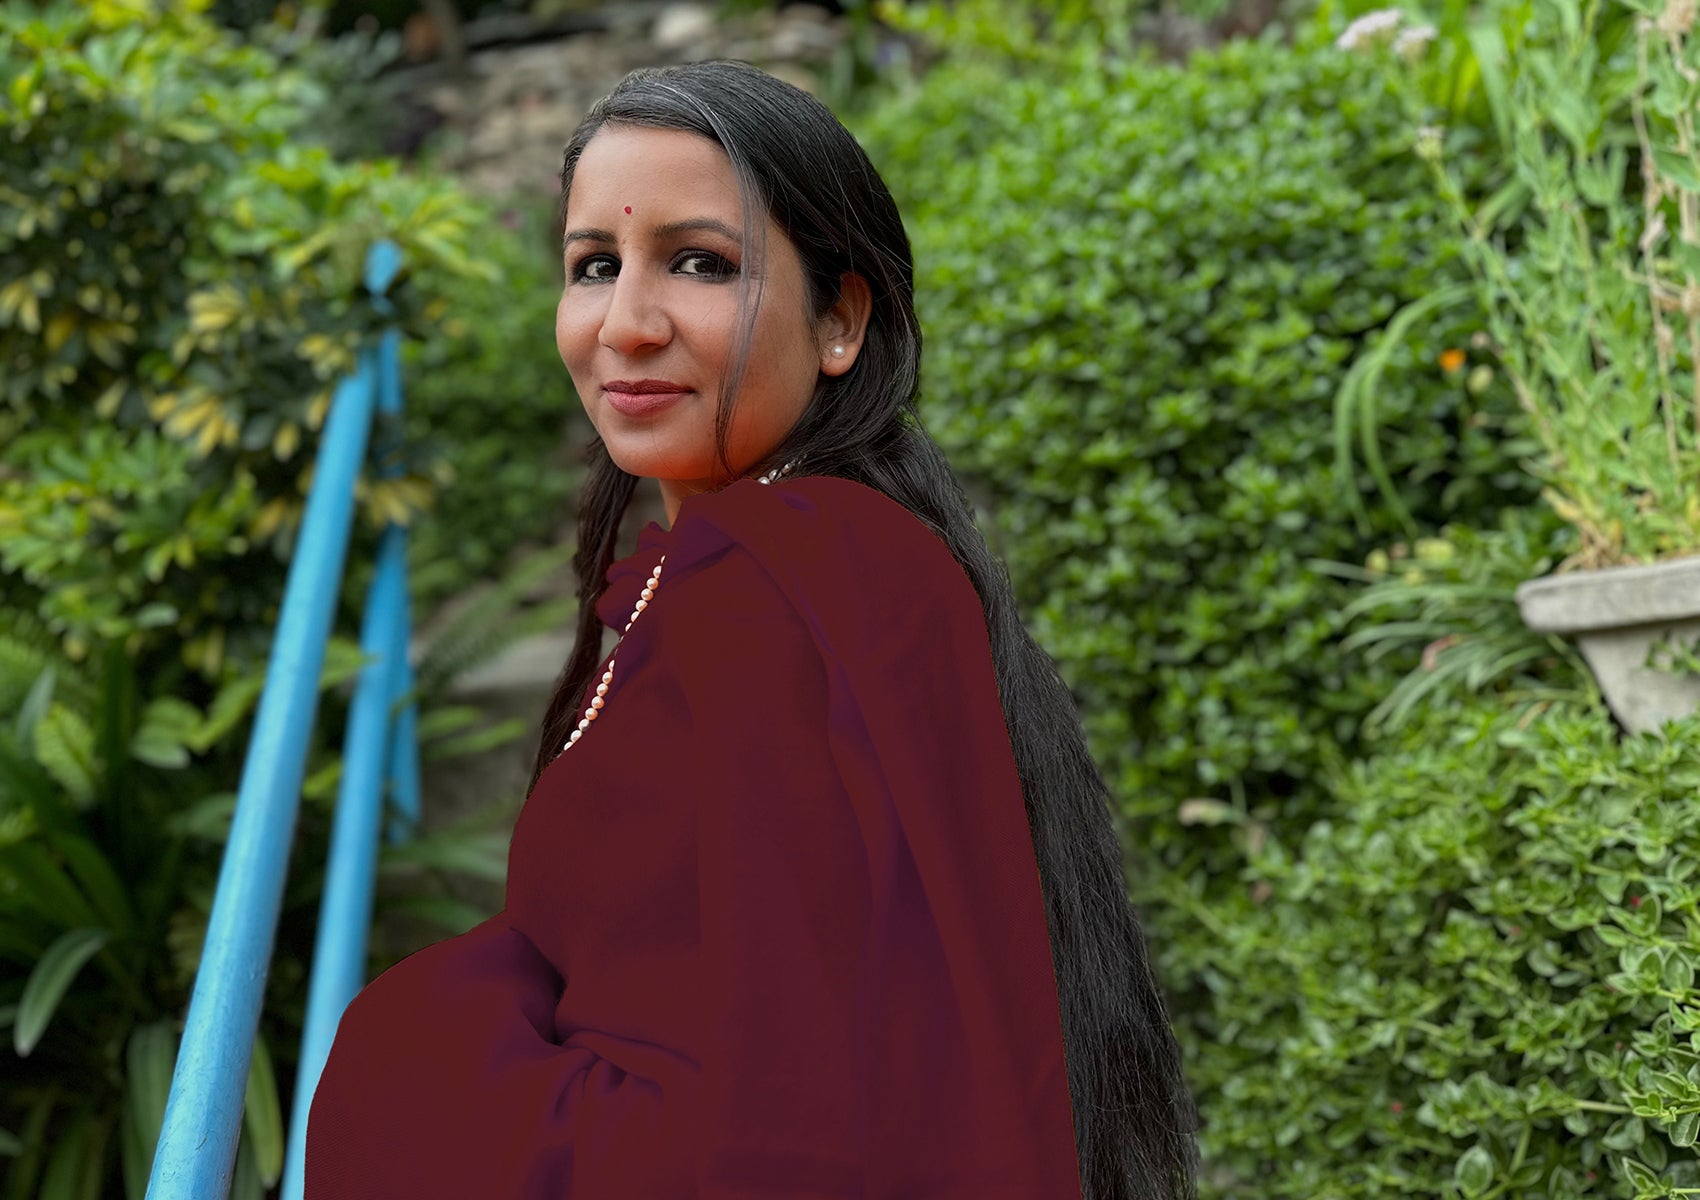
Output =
[
  {"x1": 0, "y1": 2, "x2": 575, "y2": 1195},
  {"x1": 860, "y1": 4, "x2": 1700, "y2": 1195}
]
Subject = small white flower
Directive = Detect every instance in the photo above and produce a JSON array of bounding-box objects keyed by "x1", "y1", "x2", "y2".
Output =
[
  {"x1": 1413, "y1": 123, "x2": 1445, "y2": 160},
  {"x1": 1393, "y1": 23, "x2": 1437, "y2": 61},
  {"x1": 1335, "y1": 8, "x2": 1404, "y2": 52}
]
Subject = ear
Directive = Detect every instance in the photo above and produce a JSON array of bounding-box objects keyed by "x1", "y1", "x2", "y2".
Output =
[{"x1": 816, "y1": 272, "x2": 874, "y2": 377}]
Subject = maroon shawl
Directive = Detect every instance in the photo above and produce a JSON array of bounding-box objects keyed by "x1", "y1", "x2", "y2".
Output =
[{"x1": 305, "y1": 475, "x2": 1080, "y2": 1198}]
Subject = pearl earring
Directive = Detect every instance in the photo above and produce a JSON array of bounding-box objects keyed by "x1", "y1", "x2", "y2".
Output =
[{"x1": 831, "y1": 345, "x2": 846, "y2": 358}]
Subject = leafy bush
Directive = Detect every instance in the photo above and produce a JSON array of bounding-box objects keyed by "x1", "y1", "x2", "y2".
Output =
[
  {"x1": 857, "y1": 34, "x2": 1532, "y2": 861},
  {"x1": 854, "y1": 28, "x2": 1557, "y2": 1193},
  {"x1": 0, "y1": 599, "x2": 533, "y2": 1198},
  {"x1": 403, "y1": 203, "x2": 586, "y2": 609},
  {"x1": 0, "y1": 0, "x2": 487, "y2": 672},
  {"x1": 0, "y1": 3, "x2": 564, "y2": 1192},
  {"x1": 1209, "y1": 621, "x2": 1700, "y2": 1197},
  {"x1": 1411, "y1": 0, "x2": 1691, "y2": 568},
  {"x1": 0, "y1": 614, "x2": 313, "y2": 1199}
]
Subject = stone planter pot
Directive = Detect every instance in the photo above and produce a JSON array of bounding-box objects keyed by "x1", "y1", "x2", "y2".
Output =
[{"x1": 1515, "y1": 556, "x2": 1700, "y2": 734}]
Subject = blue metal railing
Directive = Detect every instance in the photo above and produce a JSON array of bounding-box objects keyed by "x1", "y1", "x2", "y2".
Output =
[{"x1": 146, "y1": 241, "x2": 421, "y2": 1200}]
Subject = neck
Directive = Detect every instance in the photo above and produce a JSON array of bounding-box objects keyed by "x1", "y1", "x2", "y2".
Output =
[{"x1": 657, "y1": 457, "x2": 802, "y2": 526}]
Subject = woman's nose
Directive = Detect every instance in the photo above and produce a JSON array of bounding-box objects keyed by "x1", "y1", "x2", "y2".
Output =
[{"x1": 597, "y1": 274, "x2": 671, "y2": 354}]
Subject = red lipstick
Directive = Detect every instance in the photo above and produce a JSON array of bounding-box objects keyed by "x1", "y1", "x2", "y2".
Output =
[{"x1": 604, "y1": 379, "x2": 691, "y2": 416}]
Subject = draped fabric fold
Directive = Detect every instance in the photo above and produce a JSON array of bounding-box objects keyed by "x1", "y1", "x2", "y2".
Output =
[{"x1": 305, "y1": 475, "x2": 1079, "y2": 1199}]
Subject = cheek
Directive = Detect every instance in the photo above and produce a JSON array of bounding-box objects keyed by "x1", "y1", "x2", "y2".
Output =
[
  {"x1": 677, "y1": 292, "x2": 737, "y2": 359},
  {"x1": 756, "y1": 307, "x2": 822, "y2": 393},
  {"x1": 555, "y1": 292, "x2": 586, "y2": 370}
]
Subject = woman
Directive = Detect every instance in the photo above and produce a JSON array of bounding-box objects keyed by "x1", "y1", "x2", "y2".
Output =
[{"x1": 306, "y1": 60, "x2": 1195, "y2": 1199}]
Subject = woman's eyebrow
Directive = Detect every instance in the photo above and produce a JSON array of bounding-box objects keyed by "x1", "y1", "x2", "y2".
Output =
[{"x1": 563, "y1": 217, "x2": 743, "y2": 246}]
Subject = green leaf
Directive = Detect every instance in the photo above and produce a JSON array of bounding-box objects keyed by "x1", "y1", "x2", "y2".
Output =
[
  {"x1": 230, "y1": 1130, "x2": 264, "y2": 1200},
  {"x1": 124, "y1": 1020, "x2": 176, "y2": 1155},
  {"x1": 1604, "y1": 1116, "x2": 1646, "y2": 1150},
  {"x1": 189, "y1": 674, "x2": 264, "y2": 753},
  {"x1": 15, "y1": 927, "x2": 110, "y2": 1056},
  {"x1": 120, "y1": 1096, "x2": 149, "y2": 1200},
  {"x1": 1331, "y1": 283, "x2": 1472, "y2": 536},
  {"x1": 1455, "y1": 1143, "x2": 1494, "y2": 1196},
  {"x1": 378, "y1": 829, "x2": 509, "y2": 883},
  {"x1": 4, "y1": 1088, "x2": 57, "y2": 1200},
  {"x1": 131, "y1": 603, "x2": 179, "y2": 630},
  {"x1": 32, "y1": 703, "x2": 97, "y2": 808},
  {"x1": 1664, "y1": 954, "x2": 1695, "y2": 994},
  {"x1": 163, "y1": 791, "x2": 237, "y2": 841},
  {"x1": 50, "y1": 831, "x2": 133, "y2": 933},
  {"x1": 1670, "y1": 238, "x2": 1700, "y2": 282},
  {"x1": 242, "y1": 1032, "x2": 284, "y2": 1187},
  {"x1": 0, "y1": 840, "x2": 102, "y2": 928},
  {"x1": 321, "y1": 638, "x2": 374, "y2": 690},
  {"x1": 420, "y1": 716, "x2": 527, "y2": 761},
  {"x1": 300, "y1": 757, "x2": 343, "y2": 802},
  {"x1": 1466, "y1": 23, "x2": 1512, "y2": 150},
  {"x1": 14, "y1": 665, "x2": 55, "y2": 745},
  {"x1": 1653, "y1": 148, "x2": 1700, "y2": 195},
  {"x1": 379, "y1": 893, "x2": 491, "y2": 937},
  {"x1": 36, "y1": 1105, "x2": 108, "y2": 1200},
  {"x1": 1670, "y1": 1109, "x2": 1700, "y2": 1148},
  {"x1": 1621, "y1": 1156, "x2": 1663, "y2": 1192},
  {"x1": 128, "y1": 724, "x2": 190, "y2": 770}
]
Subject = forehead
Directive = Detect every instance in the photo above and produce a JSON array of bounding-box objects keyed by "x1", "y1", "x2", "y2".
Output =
[{"x1": 566, "y1": 126, "x2": 740, "y2": 220}]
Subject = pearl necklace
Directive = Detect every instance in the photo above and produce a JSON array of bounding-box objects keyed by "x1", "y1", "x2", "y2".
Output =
[{"x1": 561, "y1": 459, "x2": 800, "y2": 753}]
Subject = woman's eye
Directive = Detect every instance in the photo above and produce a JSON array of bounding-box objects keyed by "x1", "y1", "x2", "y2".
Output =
[
  {"x1": 571, "y1": 255, "x2": 617, "y2": 282},
  {"x1": 675, "y1": 251, "x2": 736, "y2": 279},
  {"x1": 568, "y1": 251, "x2": 733, "y2": 282}
]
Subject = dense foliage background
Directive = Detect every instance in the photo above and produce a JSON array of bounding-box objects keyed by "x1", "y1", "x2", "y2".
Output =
[
  {"x1": 0, "y1": 2, "x2": 569, "y2": 1195},
  {"x1": 852, "y1": 5, "x2": 1697, "y2": 1197}
]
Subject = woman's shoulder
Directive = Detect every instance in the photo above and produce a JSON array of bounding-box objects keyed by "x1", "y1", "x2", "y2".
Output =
[{"x1": 663, "y1": 475, "x2": 977, "y2": 616}]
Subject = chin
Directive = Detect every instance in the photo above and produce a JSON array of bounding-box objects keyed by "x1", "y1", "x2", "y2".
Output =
[{"x1": 603, "y1": 443, "x2": 714, "y2": 483}]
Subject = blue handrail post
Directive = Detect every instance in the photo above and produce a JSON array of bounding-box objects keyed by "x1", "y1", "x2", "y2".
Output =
[
  {"x1": 144, "y1": 243, "x2": 400, "y2": 1200},
  {"x1": 146, "y1": 240, "x2": 410, "y2": 1200},
  {"x1": 279, "y1": 246, "x2": 415, "y2": 1200},
  {"x1": 377, "y1": 318, "x2": 422, "y2": 849},
  {"x1": 279, "y1": 518, "x2": 408, "y2": 1199},
  {"x1": 384, "y1": 604, "x2": 422, "y2": 847}
]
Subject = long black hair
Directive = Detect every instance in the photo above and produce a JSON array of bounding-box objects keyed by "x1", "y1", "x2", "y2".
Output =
[{"x1": 530, "y1": 59, "x2": 1197, "y2": 1200}]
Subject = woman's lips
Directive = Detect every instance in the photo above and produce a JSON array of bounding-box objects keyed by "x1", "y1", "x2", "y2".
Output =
[{"x1": 603, "y1": 382, "x2": 691, "y2": 416}]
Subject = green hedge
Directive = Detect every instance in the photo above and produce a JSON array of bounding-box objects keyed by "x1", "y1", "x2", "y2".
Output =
[
  {"x1": 0, "y1": 0, "x2": 578, "y2": 666},
  {"x1": 854, "y1": 29, "x2": 1559, "y2": 1195},
  {"x1": 402, "y1": 203, "x2": 585, "y2": 609},
  {"x1": 1225, "y1": 605, "x2": 1700, "y2": 1196},
  {"x1": 858, "y1": 34, "x2": 1531, "y2": 833},
  {"x1": 0, "y1": 0, "x2": 491, "y2": 673}
]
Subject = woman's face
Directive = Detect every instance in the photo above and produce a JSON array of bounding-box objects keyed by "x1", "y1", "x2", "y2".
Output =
[{"x1": 556, "y1": 125, "x2": 860, "y2": 524}]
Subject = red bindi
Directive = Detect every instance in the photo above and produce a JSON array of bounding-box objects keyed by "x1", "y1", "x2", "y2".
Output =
[{"x1": 624, "y1": 206, "x2": 632, "y2": 214}]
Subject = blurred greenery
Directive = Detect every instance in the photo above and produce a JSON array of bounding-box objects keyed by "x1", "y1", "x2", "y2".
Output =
[
  {"x1": 855, "y1": 29, "x2": 1532, "y2": 852},
  {"x1": 0, "y1": 1, "x2": 572, "y2": 1193},
  {"x1": 402, "y1": 202, "x2": 584, "y2": 609},
  {"x1": 853, "y1": 13, "x2": 1700, "y2": 1195},
  {"x1": 0, "y1": 612, "x2": 351, "y2": 1200},
  {"x1": 0, "y1": 0, "x2": 486, "y2": 673},
  {"x1": 0, "y1": 0, "x2": 582, "y2": 659}
]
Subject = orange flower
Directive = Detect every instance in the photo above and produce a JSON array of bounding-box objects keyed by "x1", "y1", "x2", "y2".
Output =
[{"x1": 1438, "y1": 348, "x2": 1467, "y2": 372}]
